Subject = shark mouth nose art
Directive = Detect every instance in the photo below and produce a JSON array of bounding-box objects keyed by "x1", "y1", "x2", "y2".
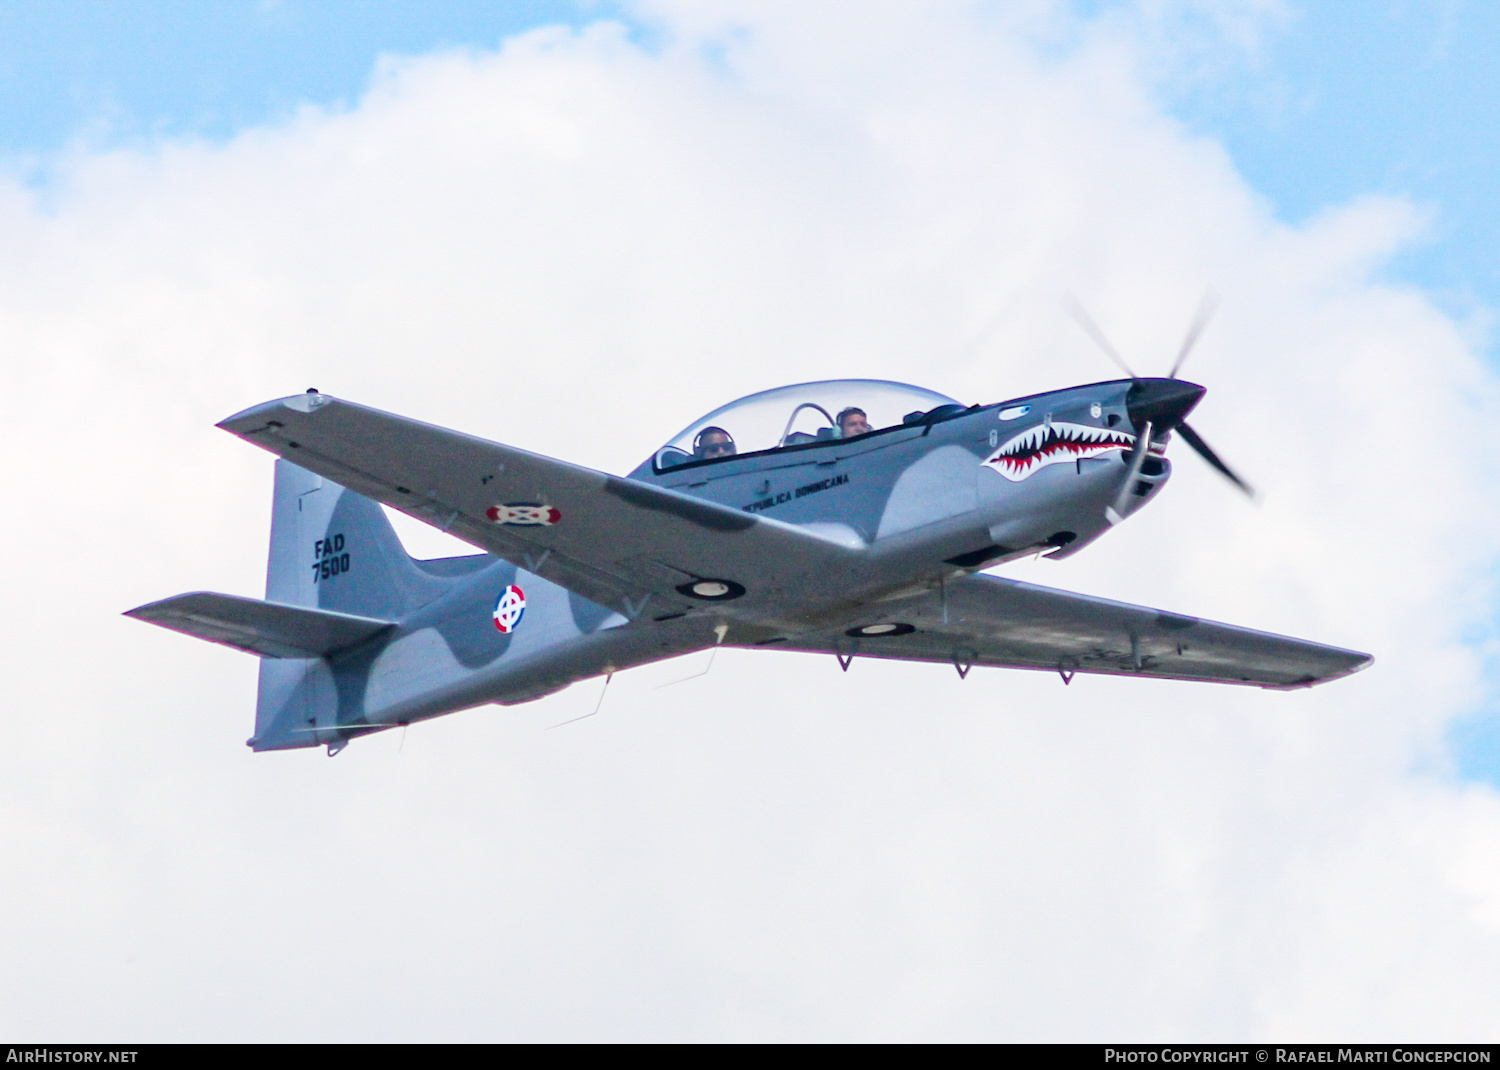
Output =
[{"x1": 984, "y1": 421, "x2": 1135, "y2": 481}]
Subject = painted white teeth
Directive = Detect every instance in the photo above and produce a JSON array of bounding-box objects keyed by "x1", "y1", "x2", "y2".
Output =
[{"x1": 985, "y1": 420, "x2": 1136, "y2": 482}]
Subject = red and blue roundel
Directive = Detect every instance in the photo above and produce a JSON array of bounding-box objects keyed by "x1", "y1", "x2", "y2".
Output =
[
  {"x1": 492, "y1": 584, "x2": 526, "y2": 633},
  {"x1": 486, "y1": 502, "x2": 561, "y2": 526}
]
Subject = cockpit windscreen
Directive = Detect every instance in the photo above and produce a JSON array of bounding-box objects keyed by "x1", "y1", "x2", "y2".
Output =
[{"x1": 652, "y1": 379, "x2": 963, "y2": 471}]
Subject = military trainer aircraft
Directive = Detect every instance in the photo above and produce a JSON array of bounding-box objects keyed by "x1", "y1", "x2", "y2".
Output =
[{"x1": 127, "y1": 349, "x2": 1371, "y2": 754}]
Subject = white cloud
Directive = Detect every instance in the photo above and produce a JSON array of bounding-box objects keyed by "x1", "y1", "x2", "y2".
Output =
[{"x1": 0, "y1": 1, "x2": 1496, "y2": 1040}]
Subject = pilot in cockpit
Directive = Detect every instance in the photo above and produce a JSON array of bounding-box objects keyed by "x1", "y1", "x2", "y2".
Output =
[
  {"x1": 837, "y1": 407, "x2": 872, "y2": 438},
  {"x1": 694, "y1": 426, "x2": 737, "y2": 459}
]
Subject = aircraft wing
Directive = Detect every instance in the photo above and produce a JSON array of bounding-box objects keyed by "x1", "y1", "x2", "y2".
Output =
[
  {"x1": 217, "y1": 393, "x2": 858, "y2": 621},
  {"x1": 773, "y1": 572, "x2": 1371, "y2": 689}
]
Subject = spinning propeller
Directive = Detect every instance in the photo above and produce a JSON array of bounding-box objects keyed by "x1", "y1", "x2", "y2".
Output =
[{"x1": 1064, "y1": 294, "x2": 1253, "y2": 524}]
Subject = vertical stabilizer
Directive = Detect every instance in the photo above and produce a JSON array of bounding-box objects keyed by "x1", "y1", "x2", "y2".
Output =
[
  {"x1": 253, "y1": 459, "x2": 458, "y2": 751},
  {"x1": 263, "y1": 458, "x2": 445, "y2": 617}
]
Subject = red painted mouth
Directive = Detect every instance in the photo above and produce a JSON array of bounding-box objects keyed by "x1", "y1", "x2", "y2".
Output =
[{"x1": 985, "y1": 421, "x2": 1134, "y2": 481}]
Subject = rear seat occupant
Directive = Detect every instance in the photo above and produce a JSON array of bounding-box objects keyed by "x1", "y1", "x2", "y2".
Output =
[{"x1": 837, "y1": 407, "x2": 871, "y2": 438}]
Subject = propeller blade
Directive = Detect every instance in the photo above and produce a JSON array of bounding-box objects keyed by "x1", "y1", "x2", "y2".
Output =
[
  {"x1": 1105, "y1": 420, "x2": 1153, "y2": 526},
  {"x1": 1167, "y1": 291, "x2": 1219, "y2": 380},
  {"x1": 1176, "y1": 421, "x2": 1254, "y2": 498},
  {"x1": 1064, "y1": 295, "x2": 1139, "y2": 380}
]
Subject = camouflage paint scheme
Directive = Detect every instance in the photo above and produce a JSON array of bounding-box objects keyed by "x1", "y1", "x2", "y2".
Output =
[{"x1": 126, "y1": 378, "x2": 1371, "y2": 754}]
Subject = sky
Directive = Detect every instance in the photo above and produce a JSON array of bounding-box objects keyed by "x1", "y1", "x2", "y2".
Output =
[
  {"x1": 2, "y1": 0, "x2": 1500, "y2": 1042},
  {"x1": 6, "y1": 0, "x2": 1500, "y2": 309}
]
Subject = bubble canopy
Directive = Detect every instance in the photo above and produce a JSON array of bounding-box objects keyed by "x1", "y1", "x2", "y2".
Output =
[{"x1": 650, "y1": 379, "x2": 963, "y2": 472}]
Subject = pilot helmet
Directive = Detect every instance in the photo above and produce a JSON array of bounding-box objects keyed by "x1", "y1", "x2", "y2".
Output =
[{"x1": 693, "y1": 426, "x2": 736, "y2": 459}]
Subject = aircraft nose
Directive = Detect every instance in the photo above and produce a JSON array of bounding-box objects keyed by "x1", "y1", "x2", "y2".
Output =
[{"x1": 1126, "y1": 378, "x2": 1206, "y2": 432}]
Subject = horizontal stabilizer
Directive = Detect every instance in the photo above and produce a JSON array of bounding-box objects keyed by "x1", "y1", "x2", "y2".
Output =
[{"x1": 125, "y1": 592, "x2": 396, "y2": 659}]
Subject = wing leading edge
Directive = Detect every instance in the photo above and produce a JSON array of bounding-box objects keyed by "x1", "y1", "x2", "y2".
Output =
[
  {"x1": 771, "y1": 572, "x2": 1371, "y2": 689},
  {"x1": 216, "y1": 393, "x2": 858, "y2": 623}
]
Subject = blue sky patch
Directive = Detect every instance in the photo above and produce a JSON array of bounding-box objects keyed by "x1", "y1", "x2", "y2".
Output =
[{"x1": 0, "y1": 0, "x2": 597, "y2": 160}]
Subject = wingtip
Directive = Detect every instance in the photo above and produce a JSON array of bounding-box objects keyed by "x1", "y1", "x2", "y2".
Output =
[
  {"x1": 123, "y1": 590, "x2": 214, "y2": 620},
  {"x1": 216, "y1": 392, "x2": 335, "y2": 434},
  {"x1": 1264, "y1": 650, "x2": 1374, "y2": 690}
]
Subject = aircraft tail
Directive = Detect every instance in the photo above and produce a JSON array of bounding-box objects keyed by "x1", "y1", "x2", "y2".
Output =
[
  {"x1": 128, "y1": 457, "x2": 622, "y2": 754},
  {"x1": 252, "y1": 460, "x2": 464, "y2": 752}
]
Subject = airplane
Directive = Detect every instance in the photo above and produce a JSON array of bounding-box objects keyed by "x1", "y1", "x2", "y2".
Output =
[{"x1": 126, "y1": 350, "x2": 1372, "y2": 755}]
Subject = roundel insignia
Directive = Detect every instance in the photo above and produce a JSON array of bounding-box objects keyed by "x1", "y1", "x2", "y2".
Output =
[
  {"x1": 492, "y1": 584, "x2": 527, "y2": 633},
  {"x1": 486, "y1": 502, "x2": 561, "y2": 526},
  {"x1": 674, "y1": 578, "x2": 747, "y2": 601},
  {"x1": 845, "y1": 622, "x2": 916, "y2": 638}
]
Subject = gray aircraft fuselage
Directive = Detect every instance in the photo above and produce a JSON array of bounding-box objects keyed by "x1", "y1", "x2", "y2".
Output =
[{"x1": 126, "y1": 374, "x2": 1369, "y2": 754}]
